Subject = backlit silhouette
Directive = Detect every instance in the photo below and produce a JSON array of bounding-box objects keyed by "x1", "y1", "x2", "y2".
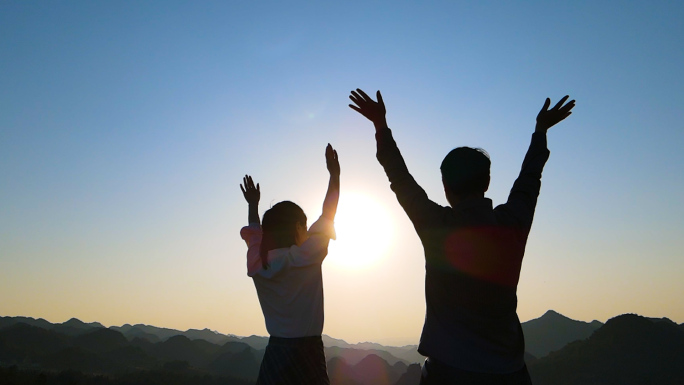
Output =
[
  {"x1": 350, "y1": 89, "x2": 575, "y2": 384},
  {"x1": 240, "y1": 144, "x2": 340, "y2": 385}
]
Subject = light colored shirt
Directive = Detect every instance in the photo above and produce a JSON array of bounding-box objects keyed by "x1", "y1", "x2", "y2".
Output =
[{"x1": 240, "y1": 216, "x2": 335, "y2": 338}]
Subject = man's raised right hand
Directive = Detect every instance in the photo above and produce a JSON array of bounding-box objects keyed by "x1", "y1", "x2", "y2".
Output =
[{"x1": 349, "y1": 88, "x2": 388, "y2": 131}]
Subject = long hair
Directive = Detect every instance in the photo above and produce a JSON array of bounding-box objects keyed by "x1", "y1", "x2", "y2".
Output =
[{"x1": 259, "y1": 201, "x2": 307, "y2": 270}]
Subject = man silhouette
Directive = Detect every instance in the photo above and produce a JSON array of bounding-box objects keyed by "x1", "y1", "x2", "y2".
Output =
[{"x1": 349, "y1": 89, "x2": 575, "y2": 384}]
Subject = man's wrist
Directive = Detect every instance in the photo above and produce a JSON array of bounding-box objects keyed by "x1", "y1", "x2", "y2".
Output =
[{"x1": 373, "y1": 119, "x2": 388, "y2": 131}]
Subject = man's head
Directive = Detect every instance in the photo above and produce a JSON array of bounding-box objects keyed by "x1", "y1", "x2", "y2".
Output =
[{"x1": 440, "y1": 147, "x2": 491, "y2": 205}]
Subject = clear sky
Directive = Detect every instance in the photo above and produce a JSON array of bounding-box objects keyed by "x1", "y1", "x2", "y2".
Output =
[{"x1": 1, "y1": 1, "x2": 683, "y2": 346}]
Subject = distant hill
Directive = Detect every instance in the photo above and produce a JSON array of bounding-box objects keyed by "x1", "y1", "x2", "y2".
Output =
[
  {"x1": 394, "y1": 363, "x2": 421, "y2": 385},
  {"x1": 109, "y1": 322, "x2": 262, "y2": 349},
  {"x1": 528, "y1": 314, "x2": 684, "y2": 385},
  {"x1": 323, "y1": 334, "x2": 353, "y2": 348},
  {"x1": 121, "y1": 326, "x2": 161, "y2": 343},
  {"x1": 73, "y1": 328, "x2": 128, "y2": 353},
  {"x1": 325, "y1": 346, "x2": 407, "y2": 366},
  {"x1": 4, "y1": 312, "x2": 684, "y2": 385},
  {"x1": 54, "y1": 318, "x2": 105, "y2": 336},
  {"x1": 0, "y1": 321, "x2": 263, "y2": 381},
  {"x1": 354, "y1": 354, "x2": 403, "y2": 385},
  {"x1": 0, "y1": 365, "x2": 254, "y2": 385},
  {"x1": 327, "y1": 356, "x2": 358, "y2": 385},
  {"x1": 322, "y1": 335, "x2": 422, "y2": 364},
  {"x1": 110, "y1": 323, "x2": 196, "y2": 342},
  {"x1": 0, "y1": 316, "x2": 415, "y2": 384},
  {"x1": 152, "y1": 335, "x2": 221, "y2": 367},
  {"x1": 184, "y1": 328, "x2": 236, "y2": 345},
  {"x1": 0, "y1": 316, "x2": 104, "y2": 337},
  {"x1": 0, "y1": 323, "x2": 70, "y2": 358},
  {"x1": 328, "y1": 354, "x2": 406, "y2": 385},
  {"x1": 0, "y1": 316, "x2": 53, "y2": 330},
  {"x1": 522, "y1": 309, "x2": 602, "y2": 358},
  {"x1": 207, "y1": 343, "x2": 263, "y2": 380},
  {"x1": 237, "y1": 335, "x2": 269, "y2": 350},
  {"x1": 1, "y1": 316, "x2": 420, "y2": 364}
]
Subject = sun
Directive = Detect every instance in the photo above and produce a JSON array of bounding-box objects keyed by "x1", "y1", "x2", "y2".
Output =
[{"x1": 326, "y1": 191, "x2": 395, "y2": 270}]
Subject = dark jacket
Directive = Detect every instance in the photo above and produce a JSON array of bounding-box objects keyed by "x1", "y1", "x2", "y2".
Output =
[{"x1": 375, "y1": 128, "x2": 550, "y2": 373}]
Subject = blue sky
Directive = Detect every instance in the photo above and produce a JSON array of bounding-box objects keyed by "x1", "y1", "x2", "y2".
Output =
[{"x1": 1, "y1": 1, "x2": 683, "y2": 344}]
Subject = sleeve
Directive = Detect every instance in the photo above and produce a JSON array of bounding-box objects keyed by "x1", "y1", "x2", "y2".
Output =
[
  {"x1": 495, "y1": 132, "x2": 551, "y2": 235},
  {"x1": 375, "y1": 127, "x2": 444, "y2": 229},
  {"x1": 290, "y1": 216, "x2": 336, "y2": 267},
  {"x1": 240, "y1": 224, "x2": 263, "y2": 277}
]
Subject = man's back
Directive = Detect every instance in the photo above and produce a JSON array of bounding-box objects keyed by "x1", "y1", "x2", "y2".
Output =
[
  {"x1": 375, "y1": 128, "x2": 550, "y2": 373},
  {"x1": 348, "y1": 88, "x2": 574, "y2": 381}
]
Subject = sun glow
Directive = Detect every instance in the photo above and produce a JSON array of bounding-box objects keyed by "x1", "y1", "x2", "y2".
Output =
[{"x1": 327, "y1": 192, "x2": 395, "y2": 270}]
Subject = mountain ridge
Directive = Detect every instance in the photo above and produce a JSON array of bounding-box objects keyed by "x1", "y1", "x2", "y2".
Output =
[
  {"x1": 3, "y1": 311, "x2": 683, "y2": 385},
  {"x1": 528, "y1": 313, "x2": 684, "y2": 384},
  {"x1": 522, "y1": 309, "x2": 603, "y2": 358}
]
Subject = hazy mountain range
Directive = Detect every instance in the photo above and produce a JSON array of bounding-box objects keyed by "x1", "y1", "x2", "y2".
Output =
[
  {"x1": 1, "y1": 311, "x2": 683, "y2": 385},
  {"x1": 526, "y1": 314, "x2": 684, "y2": 385}
]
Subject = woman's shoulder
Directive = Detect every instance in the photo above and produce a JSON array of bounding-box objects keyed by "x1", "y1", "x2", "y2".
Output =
[
  {"x1": 240, "y1": 223, "x2": 262, "y2": 240},
  {"x1": 307, "y1": 216, "x2": 336, "y2": 240}
]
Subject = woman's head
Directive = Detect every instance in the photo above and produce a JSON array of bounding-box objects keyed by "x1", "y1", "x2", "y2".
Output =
[{"x1": 259, "y1": 201, "x2": 307, "y2": 269}]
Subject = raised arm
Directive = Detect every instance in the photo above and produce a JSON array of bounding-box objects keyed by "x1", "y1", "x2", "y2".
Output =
[
  {"x1": 240, "y1": 175, "x2": 260, "y2": 225},
  {"x1": 349, "y1": 89, "x2": 442, "y2": 227},
  {"x1": 322, "y1": 144, "x2": 340, "y2": 221},
  {"x1": 500, "y1": 96, "x2": 576, "y2": 231}
]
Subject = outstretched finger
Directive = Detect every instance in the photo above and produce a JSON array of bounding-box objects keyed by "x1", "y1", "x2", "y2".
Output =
[
  {"x1": 559, "y1": 100, "x2": 576, "y2": 114},
  {"x1": 240, "y1": 184, "x2": 246, "y2": 194},
  {"x1": 349, "y1": 104, "x2": 363, "y2": 114},
  {"x1": 540, "y1": 98, "x2": 551, "y2": 112},
  {"x1": 256, "y1": 183, "x2": 260, "y2": 192},
  {"x1": 376, "y1": 90, "x2": 384, "y2": 106},
  {"x1": 349, "y1": 93, "x2": 363, "y2": 106},
  {"x1": 356, "y1": 88, "x2": 372, "y2": 102},
  {"x1": 552, "y1": 95, "x2": 570, "y2": 111}
]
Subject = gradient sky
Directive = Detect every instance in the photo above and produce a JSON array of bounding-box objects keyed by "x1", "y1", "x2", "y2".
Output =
[{"x1": 1, "y1": 1, "x2": 683, "y2": 346}]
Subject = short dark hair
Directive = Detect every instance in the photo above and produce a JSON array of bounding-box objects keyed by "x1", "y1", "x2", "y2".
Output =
[
  {"x1": 440, "y1": 147, "x2": 491, "y2": 195},
  {"x1": 259, "y1": 201, "x2": 307, "y2": 270}
]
